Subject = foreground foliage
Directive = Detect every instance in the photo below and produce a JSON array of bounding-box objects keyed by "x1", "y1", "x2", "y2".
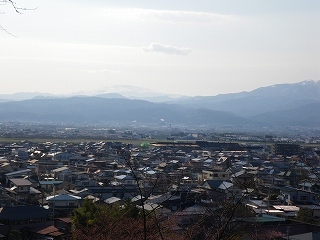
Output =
[
  {"x1": 72, "y1": 198, "x2": 279, "y2": 240},
  {"x1": 71, "y1": 199, "x2": 185, "y2": 240}
]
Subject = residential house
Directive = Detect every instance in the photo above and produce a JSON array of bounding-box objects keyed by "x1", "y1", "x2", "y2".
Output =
[
  {"x1": 39, "y1": 180, "x2": 64, "y2": 192},
  {"x1": 12, "y1": 148, "x2": 29, "y2": 160},
  {"x1": 51, "y1": 152, "x2": 74, "y2": 162},
  {"x1": 69, "y1": 188, "x2": 92, "y2": 198},
  {"x1": 113, "y1": 175, "x2": 137, "y2": 185},
  {"x1": 85, "y1": 185, "x2": 139, "y2": 200},
  {"x1": 5, "y1": 169, "x2": 31, "y2": 185},
  {"x1": 46, "y1": 194, "x2": 81, "y2": 214},
  {"x1": 6, "y1": 178, "x2": 41, "y2": 203},
  {"x1": 0, "y1": 205, "x2": 53, "y2": 237},
  {"x1": 280, "y1": 186, "x2": 320, "y2": 205},
  {"x1": 231, "y1": 170, "x2": 256, "y2": 190},
  {"x1": 51, "y1": 166, "x2": 72, "y2": 181},
  {"x1": 104, "y1": 196, "x2": 123, "y2": 206},
  {"x1": 146, "y1": 193, "x2": 181, "y2": 211},
  {"x1": 299, "y1": 182, "x2": 320, "y2": 192},
  {"x1": 35, "y1": 160, "x2": 59, "y2": 176},
  {"x1": 199, "y1": 179, "x2": 241, "y2": 201},
  {"x1": 277, "y1": 170, "x2": 298, "y2": 187},
  {"x1": 0, "y1": 163, "x2": 14, "y2": 184},
  {"x1": 199, "y1": 170, "x2": 230, "y2": 181}
]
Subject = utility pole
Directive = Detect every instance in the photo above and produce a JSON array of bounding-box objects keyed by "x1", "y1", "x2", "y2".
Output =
[
  {"x1": 41, "y1": 189, "x2": 44, "y2": 207},
  {"x1": 53, "y1": 184, "x2": 56, "y2": 218},
  {"x1": 286, "y1": 226, "x2": 290, "y2": 240}
]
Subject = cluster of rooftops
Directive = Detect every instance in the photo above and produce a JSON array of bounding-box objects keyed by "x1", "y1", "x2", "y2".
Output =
[{"x1": 0, "y1": 140, "x2": 319, "y2": 239}]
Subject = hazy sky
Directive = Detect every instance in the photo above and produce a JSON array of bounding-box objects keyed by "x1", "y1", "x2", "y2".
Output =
[{"x1": 1, "y1": 0, "x2": 319, "y2": 96}]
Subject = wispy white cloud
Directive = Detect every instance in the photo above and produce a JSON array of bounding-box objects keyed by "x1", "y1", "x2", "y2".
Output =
[
  {"x1": 143, "y1": 43, "x2": 192, "y2": 55},
  {"x1": 101, "y1": 8, "x2": 236, "y2": 25},
  {"x1": 137, "y1": 9, "x2": 236, "y2": 24}
]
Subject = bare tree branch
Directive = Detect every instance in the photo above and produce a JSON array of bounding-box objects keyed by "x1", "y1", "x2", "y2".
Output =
[
  {"x1": 1, "y1": 0, "x2": 36, "y2": 14},
  {"x1": 0, "y1": 23, "x2": 16, "y2": 36},
  {"x1": 0, "y1": 0, "x2": 36, "y2": 36}
]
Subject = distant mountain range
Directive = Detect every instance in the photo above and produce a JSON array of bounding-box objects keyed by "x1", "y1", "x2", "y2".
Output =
[
  {"x1": 0, "y1": 80, "x2": 319, "y2": 129},
  {"x1": 0, "y1": 85, "x2": 185, "y2": 103},
  {"x1": 166, "y1": 80, "x2": 320, "y2": 117}
]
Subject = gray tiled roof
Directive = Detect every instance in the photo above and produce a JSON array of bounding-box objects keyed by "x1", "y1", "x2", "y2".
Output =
[{"x1": 10, "y1": 178, "x2": 32, "y2": 186}]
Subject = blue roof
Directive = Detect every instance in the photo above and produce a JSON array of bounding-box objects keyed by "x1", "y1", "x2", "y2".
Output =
[
  {"x1": 39, "y1": 181, "x2": 63, "y2": 185},
  {"x1": 46, "y1": 194, "x2": 81, "y2": 201}
]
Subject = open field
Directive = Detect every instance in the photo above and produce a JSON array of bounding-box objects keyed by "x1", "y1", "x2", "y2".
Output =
[
  {"x1": 0, "y1": 137, "x2": 153, "y2": 146},
  {"x1": 0, "y1": 137, "x2": 319, "y2": 149}
]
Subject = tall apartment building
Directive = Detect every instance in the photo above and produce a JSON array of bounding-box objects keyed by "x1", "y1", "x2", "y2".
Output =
[{"x1": 273, "y1": 143, "x2": 301, "y2": 156}]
